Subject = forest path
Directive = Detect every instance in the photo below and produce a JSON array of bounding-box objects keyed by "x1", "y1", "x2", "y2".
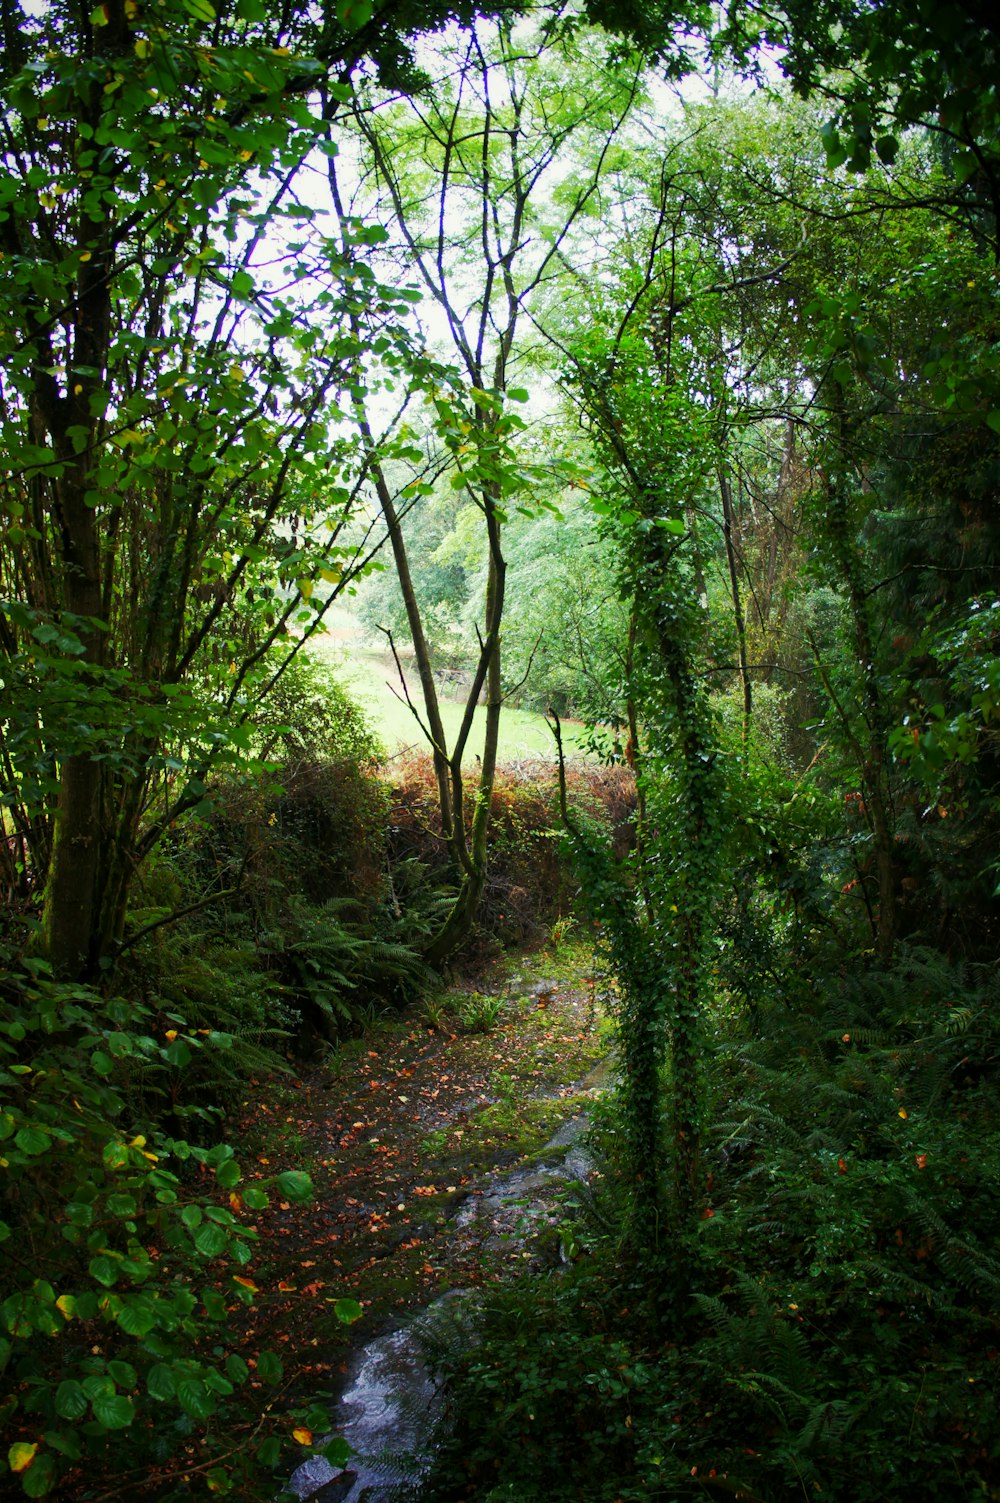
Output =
[{"x1": 230, "y1": 939, "x2": 610, "y2": 1473}]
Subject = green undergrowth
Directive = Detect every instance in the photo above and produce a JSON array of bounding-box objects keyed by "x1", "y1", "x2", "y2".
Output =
[{"x1": 422, "y1": 945, "x2": 1000, "y2": 1503}]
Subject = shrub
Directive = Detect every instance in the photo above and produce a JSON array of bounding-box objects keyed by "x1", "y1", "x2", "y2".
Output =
[
  {"x1": 0, "y1": 947, "x2": 317, "y2": 1500},
  {"x1": 422, "y1": 948, "x2": 1000, "y2": 1503},
  {"x1": 387, "y1": 753, "x2": 635, "y2": 950}
]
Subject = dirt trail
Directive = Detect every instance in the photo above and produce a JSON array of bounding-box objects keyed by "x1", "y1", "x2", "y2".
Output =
[{"x1": 232, "y1": 942, "x2": 609, "y2": 1417}]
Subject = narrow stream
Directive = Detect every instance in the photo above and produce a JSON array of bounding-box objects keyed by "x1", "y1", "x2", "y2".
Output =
[{"x1": 286, "y1": 1097, "x2": 603, "y2": 1503}]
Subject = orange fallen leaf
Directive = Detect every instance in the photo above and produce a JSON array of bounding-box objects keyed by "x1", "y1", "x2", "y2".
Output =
[{"x1": 292, "y1": 1428, "x2": 313, "y2": 1445}]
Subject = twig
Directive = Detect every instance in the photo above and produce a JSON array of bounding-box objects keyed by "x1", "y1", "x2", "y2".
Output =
[
  {"x1": 376, "y1": 624, "x2": 445, "y2": 758},
  {"x1": 116, "y1": 885, "x2": 239, "y2": 956}
]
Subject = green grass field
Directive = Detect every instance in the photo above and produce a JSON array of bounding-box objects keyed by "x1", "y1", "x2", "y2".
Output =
[{"x1": 308, "y1": 612, "x2": 588, "y2": 764}]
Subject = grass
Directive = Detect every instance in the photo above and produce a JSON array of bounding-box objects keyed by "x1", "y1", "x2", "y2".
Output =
[{"x1": 308, "y1": 608, "x2": 589, "y2": 762}]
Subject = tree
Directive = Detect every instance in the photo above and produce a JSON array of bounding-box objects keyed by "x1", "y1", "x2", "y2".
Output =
[
  {"x1": 335, "y1": 5, "x2": 648, "y2": 962},
  {"x1": 0, "y1": 0, "x2": 471, "y2": 977},
  {"x1": 722, "y1": 0, "x2": 1000, "y2": 250}
]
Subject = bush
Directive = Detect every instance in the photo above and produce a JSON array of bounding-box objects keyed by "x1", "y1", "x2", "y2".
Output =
[
  {"x1": 0, "y1": 947, "x2": 317, "y2": 1500},
  {"x1": 423, "y1": 948, "x2": 1000, "y2": 1503},
  {"x1": 387, "y1": 753, "x2": 635, "y2": 949}
]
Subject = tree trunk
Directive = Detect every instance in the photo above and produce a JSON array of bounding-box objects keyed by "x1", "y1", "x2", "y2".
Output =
[{"x1": 719, "y1": 462, "x2": 752, "y2": 761}]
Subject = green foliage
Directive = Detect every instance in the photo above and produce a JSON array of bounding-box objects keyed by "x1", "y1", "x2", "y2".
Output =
[
  {"x1": 500, "y1": 504, "x2": 630, "y2": 720},
  {"x1": 0, "y1": 0, "x2": 472, "y2": 977},
  {"x1": 267, "y1": 894, "x2": 433, "y2": 1041},
  {"x1": 456, "y1": 992, "x2": 505, "y2": 1034},
  {"x1": 424, "y1": 949, "x2": 1000, "y2": 1503},
  {"x1": 422, "y1": 1276, "x2": 647, "y2": 1503},
  {"x1": 0, "y1": 950, "x2": 313, "y2": 1498},
  {"x1": 131, "y1": 926, "x2": 297, "y2": 1121}
]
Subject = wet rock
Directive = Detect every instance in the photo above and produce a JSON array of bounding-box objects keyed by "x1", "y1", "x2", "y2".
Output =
[
  {"x1": 288, "y1": 1313, "x2": 451, "y2": 1503},
  {"x1": 286, "y1": 1456, "x2": 347, "y2": 1501},
  {"x1": 522, "y1": 979, "x2": 561, "y2": 1001},
  {"x1": 310, "y1": 1472, "x2": 359, "y2": 1503}
]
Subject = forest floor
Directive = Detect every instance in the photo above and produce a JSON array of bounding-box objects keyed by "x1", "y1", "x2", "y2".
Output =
[{"x1": 227, "y1": 936, "x2": 611, "y2": 1455}]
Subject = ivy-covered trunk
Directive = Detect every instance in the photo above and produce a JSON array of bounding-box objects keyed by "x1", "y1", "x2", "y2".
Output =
[{"x1": 635, "y1": 526, "x2": 723, "y2": 1211}]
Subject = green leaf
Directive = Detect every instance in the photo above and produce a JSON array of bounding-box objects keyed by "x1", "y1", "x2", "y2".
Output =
[
  {"x1": 275, "y1": 1170, "x2": 312, "y2": 1203},
  {"x1": 22, "y1": 1454, "x2": 57, "y2": 1498},
  {"x1": 986, "y1": 410, "x2": 1000, "y2": 434},
  {"x1": 215, "y1": 1159, "x2": 241, "y2": 1189},
  {"x1": 107, "y1": 1360, "x2": 137, "y2": 1390},
  {"x1": 257, "y1": 1436, "x2": 282, "y2": 1468},
  {"x1": 242, "y1": 1186, "x2": 269, "y2": 1210},
  {"x1": 91, "y1": 1392, "x2": 134, "y2": 1430},
  {"x1": 115, "y1": 1299, "x2": 156, "y2": 1337},
  {"x1": 256, "y1": 1350, "x2": 283, "y2": 1384},
  {"x1": 202, "y1": 1288, "x2": 227, "y2": 1320},
  {"x1": 54, "y1": 1380, "x2": 88, "y2": 1420},
  {"x1": 225, "y1": 1354, "x2": 249, "y2": 1384},
  {"x1": 182, "y1": 0, "x2": 216, "y2": 19},
  {"x1": 203, "y1": 1368, "x2": 234, "y2": 1396},
  {"x1": 333, "y1": 1297, "x2": 363, "y2": 1325},
  {"x1": 177, "y1": 1376, "x2": 215, "y2": 1420},
  {"x1": 322, "y1": 1437, "x2": 351, "y2": 1468},
  {"x1": 335, "y1": 0, "x2": 372, "y2": 28},
  {"x1": 88, "y1": 1255, "x2": 119, "y2": 1288},
  {"x1": 146, "y1": 1364, "x2": 176, "y2": 1402},
  {"x1": 193, "y1": 1222, "x2": 228, "y2": 1257},
  {"x1": 14, "y1": 1127, "x2": 51, "y2": 1156}
]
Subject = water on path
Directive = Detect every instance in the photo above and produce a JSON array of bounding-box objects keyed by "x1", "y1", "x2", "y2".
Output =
[{"x1": 285, "y1": 1107, "x2": 602, "y2": 1503}]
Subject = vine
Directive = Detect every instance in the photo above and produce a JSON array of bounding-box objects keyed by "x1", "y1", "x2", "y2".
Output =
[{"x1": 553, "y1": 348, "x2": 728, "y2": 1280}]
